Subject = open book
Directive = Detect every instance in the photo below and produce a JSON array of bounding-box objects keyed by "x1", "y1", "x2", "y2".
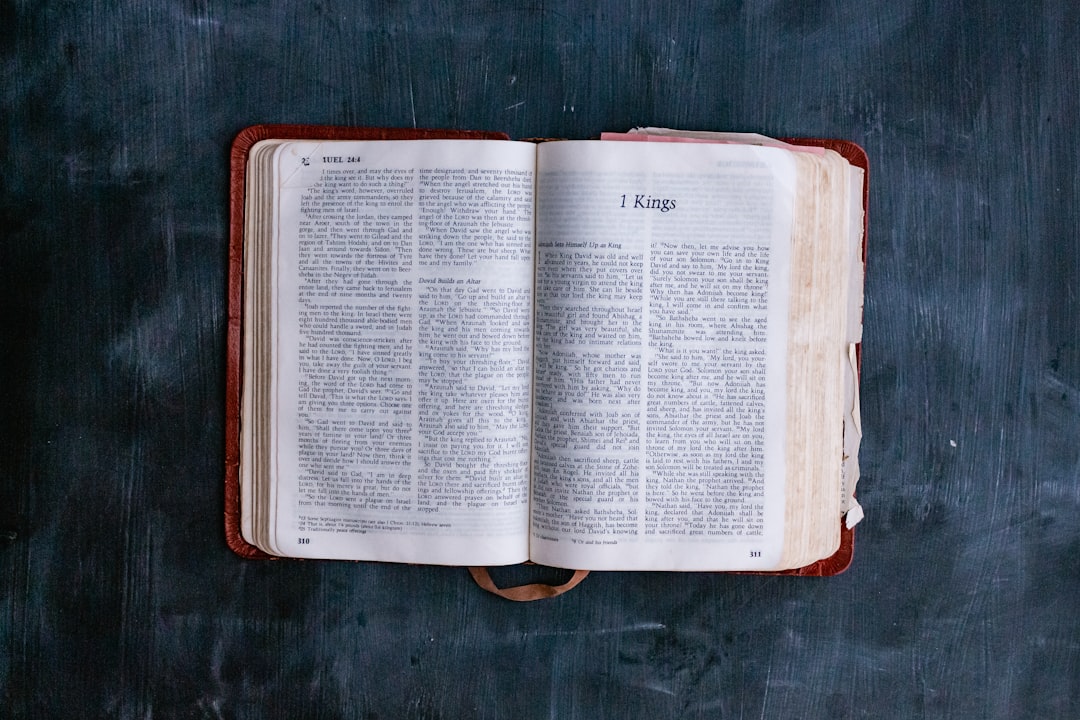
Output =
[{"x1": 226, "y1": 125, "x2": 866, "y2": 574}]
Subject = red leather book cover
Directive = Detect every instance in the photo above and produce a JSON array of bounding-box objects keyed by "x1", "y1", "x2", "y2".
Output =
[{"x1": 224, "y1": 128, "x2": 867, "y2": 578}]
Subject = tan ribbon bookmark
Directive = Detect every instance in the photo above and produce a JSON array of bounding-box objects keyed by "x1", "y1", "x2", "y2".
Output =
[{"x1": 468, "y1": 567, "x2": 590, "y2": 601}]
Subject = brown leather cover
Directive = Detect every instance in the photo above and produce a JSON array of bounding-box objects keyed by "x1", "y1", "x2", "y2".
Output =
[
  {"x1": 225, "y1": 125, "x2": 510, "y2": 558},
  {"x1": 224, "y1": 128, "x2": 867, "y2": 582}
]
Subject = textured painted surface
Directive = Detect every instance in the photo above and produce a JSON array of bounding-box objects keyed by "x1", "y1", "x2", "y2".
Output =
[{"x1": 2, "y1": 1, "x2": 1079, "y2": 717}]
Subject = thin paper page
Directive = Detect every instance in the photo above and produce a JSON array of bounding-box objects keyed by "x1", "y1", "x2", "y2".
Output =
[
  {"x1": 529, "y1": 140, "x2": 796, "y2": 571},
  {"x1": 268, "y1": 139, "x2": 537, "y2": 565}
]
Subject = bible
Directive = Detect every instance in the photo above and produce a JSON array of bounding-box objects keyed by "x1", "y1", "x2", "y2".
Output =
[{"x1": 225, "y1": 125, "x2": 866, "y2": 574}]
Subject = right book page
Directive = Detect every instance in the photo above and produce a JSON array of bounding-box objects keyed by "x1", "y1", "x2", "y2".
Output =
[{"x1": 529, "y1": 140, "x2": 807, "y2": 571}]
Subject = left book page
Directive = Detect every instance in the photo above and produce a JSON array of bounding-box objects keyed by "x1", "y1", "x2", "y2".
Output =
[{"x1": 240, "y1": 139, "x2": 538, "y2": 565}]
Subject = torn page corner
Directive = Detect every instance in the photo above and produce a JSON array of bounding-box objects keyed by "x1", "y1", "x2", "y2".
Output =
[{"x1": 844, "y1": 500, "x2": 864, "y2": 529}]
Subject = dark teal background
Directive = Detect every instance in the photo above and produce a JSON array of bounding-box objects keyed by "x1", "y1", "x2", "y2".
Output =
[{"x1": 2, "y1": 2, "x2": 1078, "y2": 717}]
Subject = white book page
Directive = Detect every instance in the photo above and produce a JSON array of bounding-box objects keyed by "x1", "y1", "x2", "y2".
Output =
[
  {"x1": 530, "y1": 140, "x2": 796, "y2": 571},
  {"x1": 268, "y1": 139, "x2": 537, "y2": 565}
]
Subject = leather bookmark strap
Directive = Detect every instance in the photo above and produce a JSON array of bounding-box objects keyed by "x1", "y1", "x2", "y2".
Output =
[{"x1": 468, "y1": 567, "x2": 589, "y2": 601}]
